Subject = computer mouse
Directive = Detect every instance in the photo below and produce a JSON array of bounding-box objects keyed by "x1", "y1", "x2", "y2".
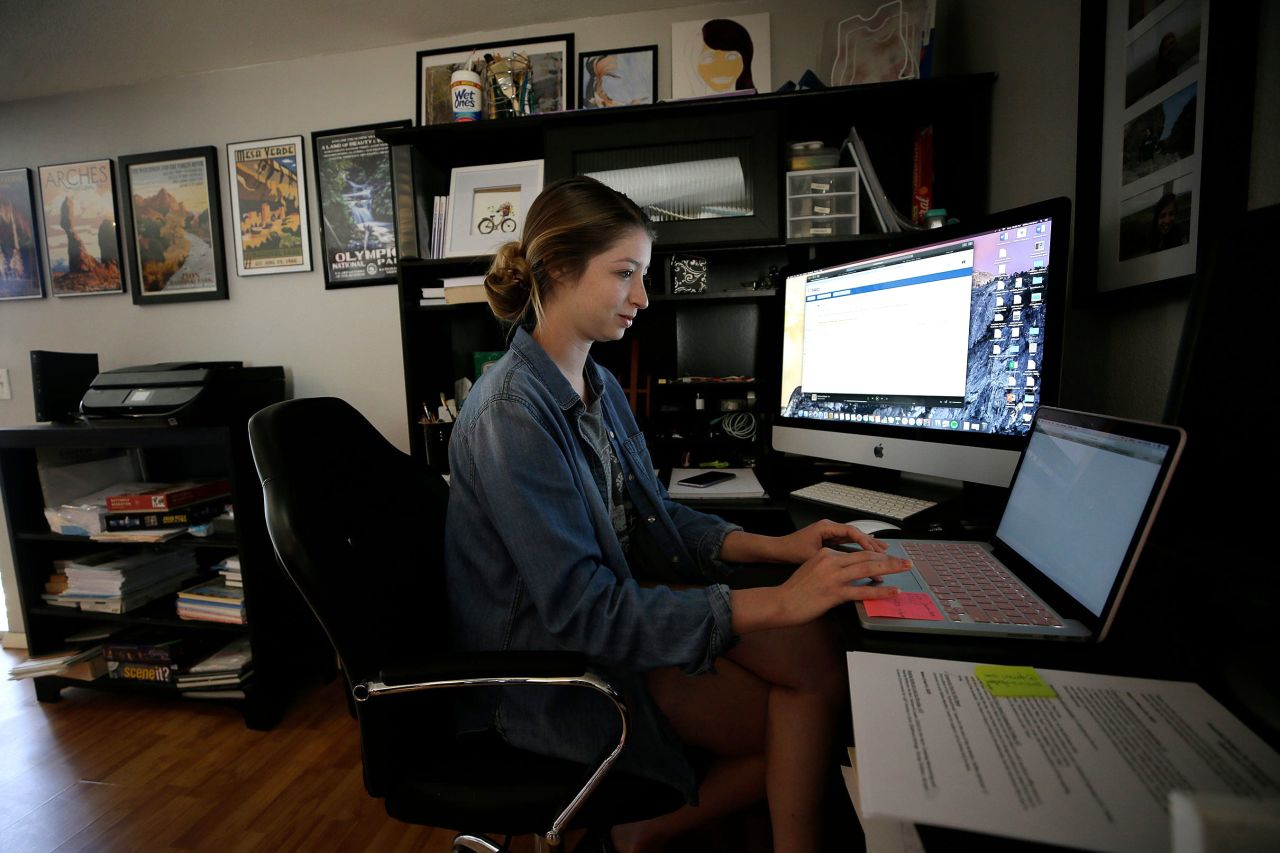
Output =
[{"x1": 847, "y1": 519, "x2": 901, "y2": 536}]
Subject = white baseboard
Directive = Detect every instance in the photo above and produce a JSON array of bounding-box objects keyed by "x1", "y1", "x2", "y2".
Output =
[{"x1": 1, "y1": 632, "x2": 29, "y2": 649}]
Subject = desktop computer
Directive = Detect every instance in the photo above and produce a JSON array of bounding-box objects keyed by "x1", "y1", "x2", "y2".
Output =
[{"x1": 774, "y1": 198, "x2": 1070, "y2": 516}]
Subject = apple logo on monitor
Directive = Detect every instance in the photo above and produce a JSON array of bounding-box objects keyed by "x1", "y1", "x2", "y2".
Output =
[{"x1": 874, "y1": 444, "x2": 885, "y2": 458}]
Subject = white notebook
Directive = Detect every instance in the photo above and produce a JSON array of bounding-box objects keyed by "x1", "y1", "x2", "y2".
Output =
[{"x1": 666, "y1": 468, "x2": 766, "y2": 500}]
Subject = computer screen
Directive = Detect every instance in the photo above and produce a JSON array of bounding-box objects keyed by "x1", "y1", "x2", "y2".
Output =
[
  {"x1": 773, "y1": 198, "x2": 1070, "y2": 488},
  {"x1": 997, "y1": 416, "x2": 1171, "y2": 617}
]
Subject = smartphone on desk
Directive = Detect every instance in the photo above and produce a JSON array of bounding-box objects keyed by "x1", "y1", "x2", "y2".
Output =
[{"x1": 676, "y1": 471, "x2": 737, "y2": 488}]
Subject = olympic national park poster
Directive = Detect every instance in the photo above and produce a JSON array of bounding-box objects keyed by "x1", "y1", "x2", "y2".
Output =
[
  {"x1": 314, "y1": 124, "x2": 403, "y2": 287},
  {"x1": 125, "y1": 154, "x2": 221, "y2": 299},
  {"x1": 37, "y1": 160, "x2": 125, "y2": 296},
  {"x1": 228, "y1": 136, "x2": 311, "y2": 275},
  {"x1": 0, "y1": 169, "x2": 43, "y2": 300}
]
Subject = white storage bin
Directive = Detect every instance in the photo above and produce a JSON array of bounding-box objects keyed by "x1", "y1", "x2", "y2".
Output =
[
  {"x1": 788, "y1": 193, "x2": 858, "y2": 218},
  {"x1": 786, "y1": 167, "x2": 858, "y2": 196},
  {"x1": 787, "y1": 215, "x2": 859, "y2": 239}
]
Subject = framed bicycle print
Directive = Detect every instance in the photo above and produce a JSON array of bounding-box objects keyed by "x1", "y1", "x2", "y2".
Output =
[{"x1": 444, "y1": 160, "x2": 543, "y2": 258}]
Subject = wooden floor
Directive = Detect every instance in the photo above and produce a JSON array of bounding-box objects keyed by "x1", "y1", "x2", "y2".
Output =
[
  {"x1": 0, "y1": 647, "x2": 485, "y2": 852},
  {"x1": 0, "y1": 647, "x2": 791, "y2": 852}
]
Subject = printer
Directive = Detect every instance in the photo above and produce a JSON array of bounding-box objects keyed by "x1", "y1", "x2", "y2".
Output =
[{"x1": 80, "y1": 362, "x2": 286, "y2": 425}]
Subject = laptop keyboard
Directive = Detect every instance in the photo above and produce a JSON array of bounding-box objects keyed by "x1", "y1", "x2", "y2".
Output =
[{"x1": 902, "y1": 542, "x2": 1064, "y2": 627}]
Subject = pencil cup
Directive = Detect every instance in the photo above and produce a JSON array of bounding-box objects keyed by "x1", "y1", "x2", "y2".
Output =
[{"x1": 424, "y1": 422, "x2": 453, "y2": 474}]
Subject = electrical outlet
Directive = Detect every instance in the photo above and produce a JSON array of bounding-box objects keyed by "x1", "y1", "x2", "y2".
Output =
[{"x1": 0, "y1": 368, "x2": 10, "y2": 400}]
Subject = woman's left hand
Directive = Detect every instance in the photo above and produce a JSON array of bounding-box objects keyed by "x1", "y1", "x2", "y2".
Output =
[{"x1": 771, "y1": 519, "x2": 889, "y2": 564}]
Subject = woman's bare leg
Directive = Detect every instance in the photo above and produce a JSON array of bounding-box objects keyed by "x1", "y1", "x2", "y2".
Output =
[{"x1": 611, "y1": 618, "x2": 844, "y2": 853}]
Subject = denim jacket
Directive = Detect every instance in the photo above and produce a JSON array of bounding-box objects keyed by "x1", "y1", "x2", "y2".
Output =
[{"x1": 444, "y1": 326, "x2": 741, "y2": 800}]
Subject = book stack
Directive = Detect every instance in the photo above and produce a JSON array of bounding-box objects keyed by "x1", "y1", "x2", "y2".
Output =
[
  {"x1": 215, "y1": 555, "x2": 242, "y2": 589},
  {"x1": 103, "y1": 632, "x2": 191, "y2": 685},
  {"x1": 8, "y1": 646, "x2": 107, "y2": 682},
  {"x1": 48, "y1": 549, "x2": 200, "y2": 613},
  {"x1": 420, "y1": 285, "x2": 446, "y2": 307},
  {"x1": 444, "y1": 275, "x2": 487, "y2": 305},
  {"x1": 430, "y1": 195, "x2": 448, "y2": 258},
  {"x1": 177, "y1": 637, "x2": 253, "y2": 699},
  {"x1": 89, "y1": 479, "x2": 232, "y2": 543},
  {"x1": 176, "y1": 577, "x2": 246, "y2": 624},
  {"x1": 43, "y1": 481, "x2": 166, "y2": 536}
]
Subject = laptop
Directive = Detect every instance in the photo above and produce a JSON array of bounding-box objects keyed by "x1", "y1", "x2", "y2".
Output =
[{"x1": 856, "y1": 406, "x2": 1185, "y2": 641}]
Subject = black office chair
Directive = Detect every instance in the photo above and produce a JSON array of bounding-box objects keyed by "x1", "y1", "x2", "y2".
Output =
[{"x1": 247, "y1": 397, "x2": 683, "y2": 852}]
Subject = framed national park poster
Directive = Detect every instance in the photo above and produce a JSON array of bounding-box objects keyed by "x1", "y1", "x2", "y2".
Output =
[
  {"x1": 311, "y1": 121, "x2": 407, "y2": 289},
  {"x1": 118, "y1": 146, "x2": 228, "y2": 304},
  {"x1": 36, "y1": 159, "x2": 126, "y2": 297},
  {"x1": 0, "y1": 168, "x2": 45, "y2": 300},
  {"x1": 225, "y1": 135, "x2": 313, "y2": 276}
]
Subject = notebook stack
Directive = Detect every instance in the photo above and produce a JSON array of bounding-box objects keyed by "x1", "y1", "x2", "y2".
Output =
[
  {"x1": 44, "y1": 549, "x2": 200, "y2": 614},
  {"x1": 215, "y1": 555, "x2": 242, "y2": 589},
  {"x1": 7, "y1": 646, "x2": 107, "y2": 682},
  {"x1": 176, "y1": 577, "x2": 246, "y2": 624},
  {"x1": 177, "y1": 638, "x2": 253, "y2": 698}
]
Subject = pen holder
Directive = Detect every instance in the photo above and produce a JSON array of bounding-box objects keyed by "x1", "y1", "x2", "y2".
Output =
[{"x1": 423, "y1": 421, "x2": 453, "y2": 474}]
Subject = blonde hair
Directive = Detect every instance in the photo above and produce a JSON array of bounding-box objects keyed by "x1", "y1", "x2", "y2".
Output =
[{"x1": 484, "y1": 176, "x2": 654, "y2": 328}]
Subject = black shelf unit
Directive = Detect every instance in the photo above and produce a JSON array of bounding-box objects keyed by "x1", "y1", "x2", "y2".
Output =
[
  {"x1": 381, "y1": 75, "x2": 995, "y2": 464},
  {"x1": 0, "y1": 422, "x2": 330, "y2": 730}
]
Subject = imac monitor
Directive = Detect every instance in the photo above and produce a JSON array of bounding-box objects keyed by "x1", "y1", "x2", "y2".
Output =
[{"x1": 774, "y1": 198, "x2": 1070, "y2": 488}]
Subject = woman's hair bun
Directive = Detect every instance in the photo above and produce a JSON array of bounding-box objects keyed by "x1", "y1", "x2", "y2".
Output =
[{"x1": 484, "y1": 241, "x2": 535, "y2": 323}]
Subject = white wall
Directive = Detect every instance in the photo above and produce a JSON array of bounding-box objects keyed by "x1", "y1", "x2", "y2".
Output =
[{"x1": 0, "y1": 0, "x2": 877, "y2": 640}]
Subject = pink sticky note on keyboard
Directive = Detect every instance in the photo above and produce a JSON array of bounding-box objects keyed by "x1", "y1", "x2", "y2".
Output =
[{"x1": 863, "y1": 592, "x2": 944, "y2": 621}]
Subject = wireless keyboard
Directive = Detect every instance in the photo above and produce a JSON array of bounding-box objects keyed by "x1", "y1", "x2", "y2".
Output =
[{"x1": 789, "y1": 481, "x2": 937, "y2": 522}]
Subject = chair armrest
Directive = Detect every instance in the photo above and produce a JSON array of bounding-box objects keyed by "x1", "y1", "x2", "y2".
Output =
[
  {"x1": 353, "y1": 652, "x2": 627, "y2": 847},
  {"x1": 378, "y1": 650, "x2": 588, "y2": 686}
]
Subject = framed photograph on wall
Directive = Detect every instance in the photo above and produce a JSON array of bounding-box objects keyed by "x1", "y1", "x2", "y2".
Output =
[
  {"x1": 671, "y1": 14, "x2": 770, "y2": 100},
  {"x1": 417, "y1": 34, "x2": 573, "y2": 125},
  {"x1": 0, "y1": 168, "x2": 45, "y2": 300},
  {"x1": 1077, "y1": 0, "x2": 1209, "y2": 296},
  {"x1": 225, "y1": 135, "x2": 313, "y2": 276},
  {"x1": 445, "y1": 160, "x2": 543, "y2": 257},
  {"x1": 36, "y1": 159, "x2": 126, "y2": 297},
  {"x1": 578, "y1": 45, "x2": 658, "y2": 109},
  {"x1": 118, "y1": 146, "x2": 228, "y2": 304},
  {"x1": 311, "y1": 120, "x2": 408, "y2": 289}
]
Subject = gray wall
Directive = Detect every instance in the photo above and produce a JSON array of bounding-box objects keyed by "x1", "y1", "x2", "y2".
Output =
[
  {"x1": 9, "y1": 0, "x2": 1257, "y2": 639},
  {"x1": 0, "y1": 0, "x2": 920, "y2": 639}
]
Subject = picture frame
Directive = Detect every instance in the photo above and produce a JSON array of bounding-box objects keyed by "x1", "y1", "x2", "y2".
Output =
[
  {"x1": 36, "y1": 159, "x2": 127, "y2": 297},
  {"x1": 416, "y1": 34, "x2": 573, "y2": 125},
  {"x1": 445, "y1": 159, "x2": 544, "y2": 258},
  {"x1": 0, "y1": 168, "x2": 46, "y2": 300},
  {"x1": 311, "y1": 120, "x2": 409, "y2": 289},
  {"x1": 225, "y1": 135, "x2": 313, "y2": 276},
  {"x1": 1076, "y1": 0, "x2": 1210, "y2": 297},
  {"x1": 118, "y1": 146, "x2": 228, "y2": 305},
  {"x1": 578, "y1": 45, "x2": 658, "y2": 109},
  {"x1": 671, "y1": 14, "x2": 771, "y2": 100}
]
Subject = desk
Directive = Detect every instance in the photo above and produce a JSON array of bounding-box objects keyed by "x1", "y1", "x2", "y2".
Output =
[{"x1": 676, "y1": 476, "x2": 1280, "y2": 851}]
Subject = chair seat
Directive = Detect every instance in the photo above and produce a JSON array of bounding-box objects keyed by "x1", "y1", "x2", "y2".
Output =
[{"x1": 384, "y1": 733, "x2": 684, "y2": 833}]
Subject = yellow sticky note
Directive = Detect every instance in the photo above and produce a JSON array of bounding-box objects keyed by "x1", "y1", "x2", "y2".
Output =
[{"x1": 975, "y1": 665, "x2": 1057, "y2": 698}]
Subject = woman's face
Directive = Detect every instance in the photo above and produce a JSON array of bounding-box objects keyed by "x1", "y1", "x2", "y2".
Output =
[
  {"x1": 1157, "y1": 202, "x2": 1177, "y2": 235},
  {"x1": 698, "y1": 46, "x2": 743, "y2": 91},
  {"x1": 551, "y1": 228, "x2": 652, "y2": 344}
]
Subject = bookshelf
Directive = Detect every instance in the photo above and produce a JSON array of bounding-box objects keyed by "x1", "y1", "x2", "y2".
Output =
[
  {"x1": 381, "y1": 75, "x2": 996, "y2": 467},
  {"x1": 0, "y1": 422, "x2": 330, "y2": 730}
]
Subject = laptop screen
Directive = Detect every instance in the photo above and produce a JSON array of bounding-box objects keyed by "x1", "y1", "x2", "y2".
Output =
[{"x1": 996, "y1": 416, "x2": 1173, "y2": 617}]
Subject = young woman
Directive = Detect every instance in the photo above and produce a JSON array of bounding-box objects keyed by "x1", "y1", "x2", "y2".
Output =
[{"x1": 444, "y1": 176, "x2": 909, "y2": 853}]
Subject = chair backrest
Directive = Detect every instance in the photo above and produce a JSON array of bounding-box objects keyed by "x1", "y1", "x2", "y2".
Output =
[{"x1": 248, "y1": 397, "x2": 451, "y2": 687}]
